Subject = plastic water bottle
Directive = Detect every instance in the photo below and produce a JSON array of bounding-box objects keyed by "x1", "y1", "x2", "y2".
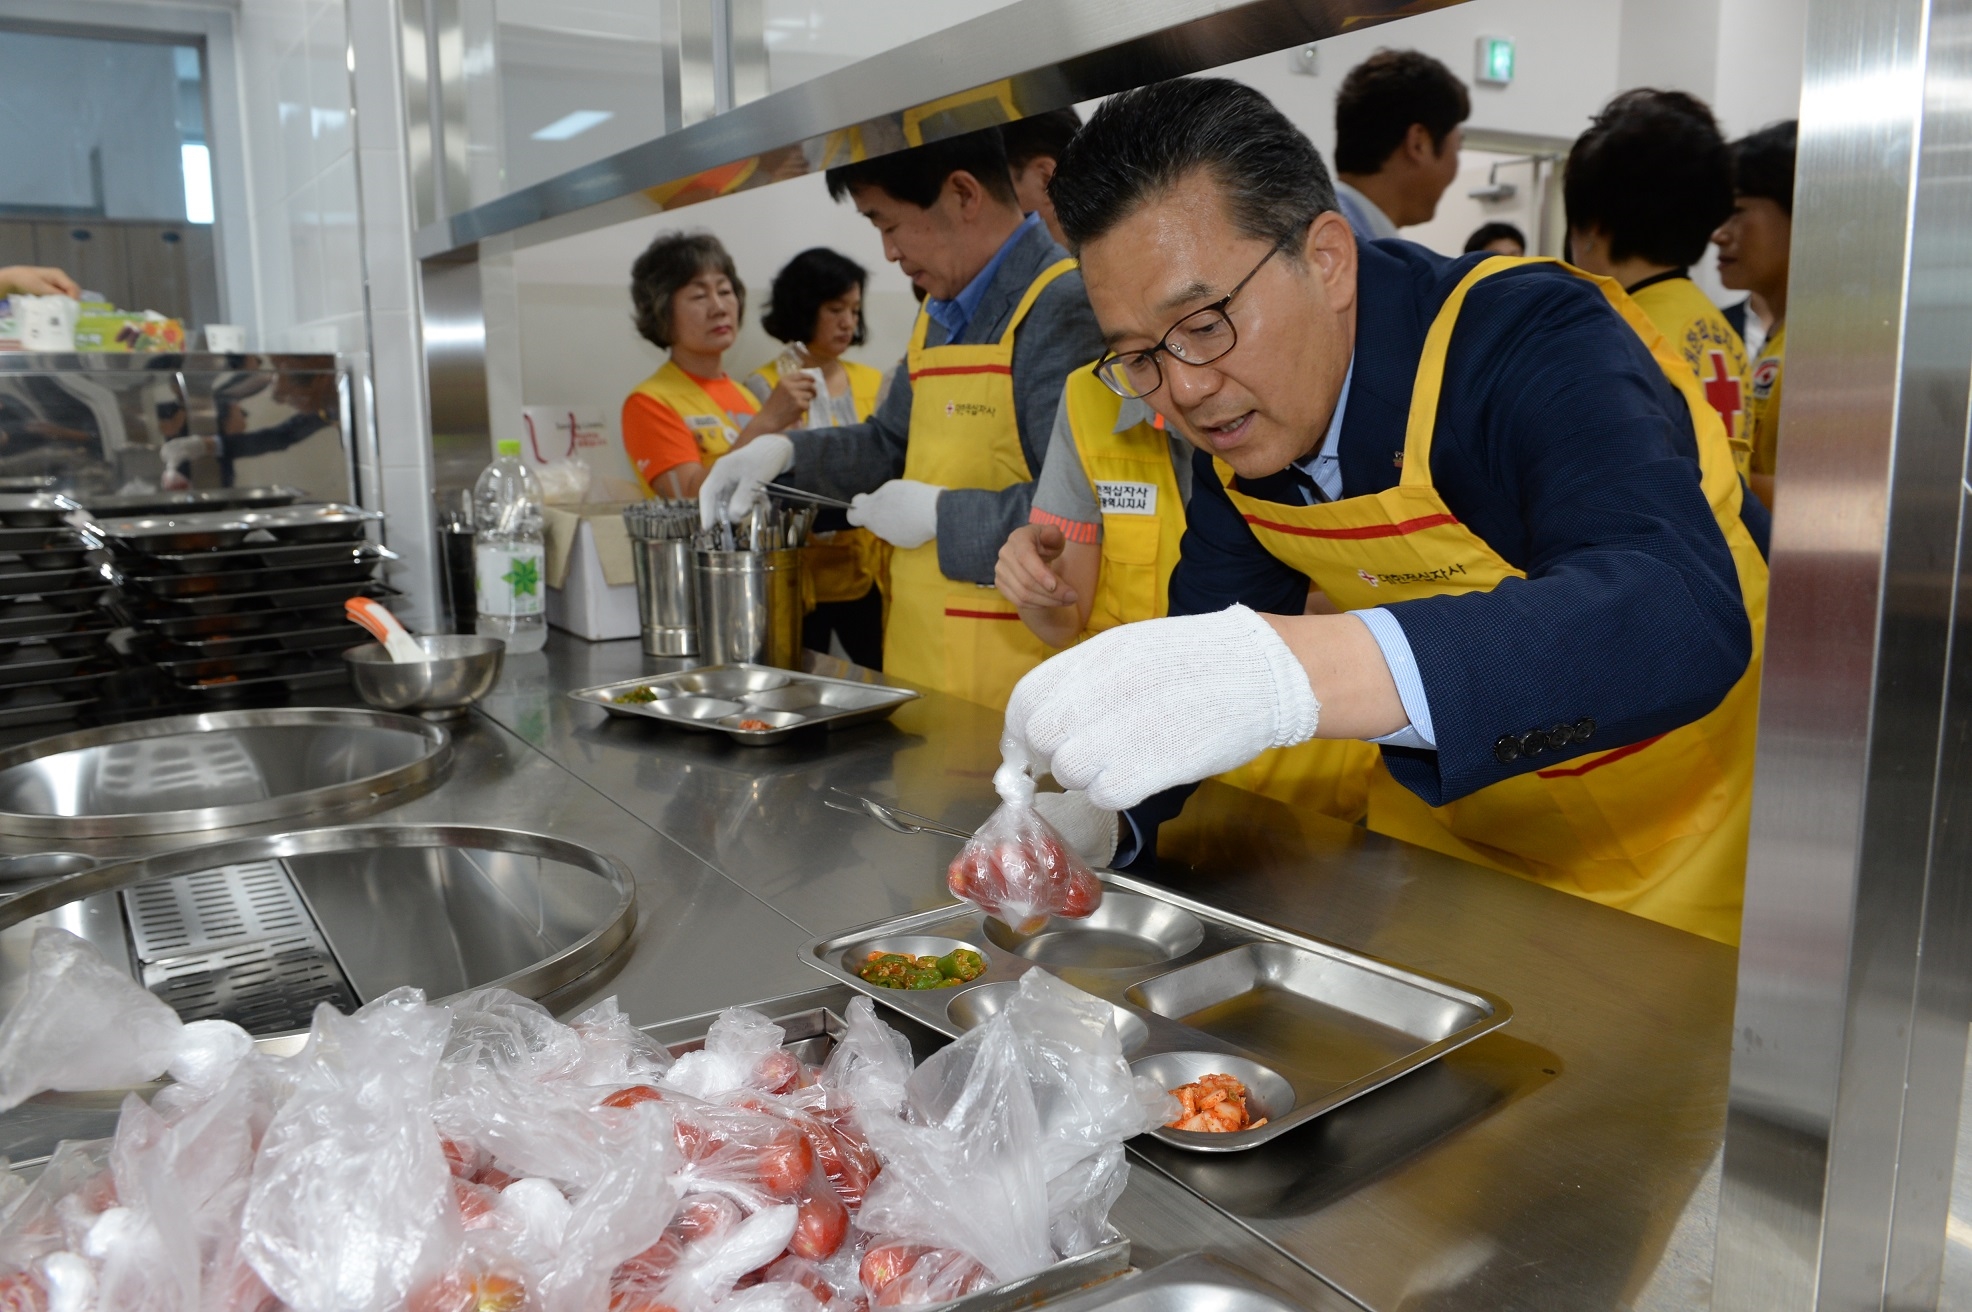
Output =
[{"x1": 473, "y1": 438, "x2": 547, "y2": 653}]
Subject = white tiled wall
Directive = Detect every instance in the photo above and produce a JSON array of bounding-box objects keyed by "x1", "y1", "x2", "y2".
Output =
[{"x1": 236, "y1": 0, "x2": 440, "y2": 629}]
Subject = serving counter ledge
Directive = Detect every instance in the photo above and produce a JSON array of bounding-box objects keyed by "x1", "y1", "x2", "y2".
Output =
[{"x1": 0, "y1": 630, "x2": 1731, "y2": 1310}]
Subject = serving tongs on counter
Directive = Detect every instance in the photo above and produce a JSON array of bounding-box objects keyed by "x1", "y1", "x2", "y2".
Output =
[
  {"x1": 764, "y1": 482, "x2": 854, "y2": 511},
  {"x1": 825, "y1": 787, "x2": 973, "y2": 840}
]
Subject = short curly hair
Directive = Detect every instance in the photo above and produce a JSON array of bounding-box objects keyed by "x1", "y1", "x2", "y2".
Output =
[
  {"x1": 761, "y1": 247, "x2": 868, "y2": 347},
  {"x1": 630, "y1": 231, "x2": 744, "y2": 350}
]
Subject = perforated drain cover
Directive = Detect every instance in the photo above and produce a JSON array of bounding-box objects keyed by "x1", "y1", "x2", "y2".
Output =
[{"x1": 121, "y1": 859, "x2": 358, "y2": 1034}]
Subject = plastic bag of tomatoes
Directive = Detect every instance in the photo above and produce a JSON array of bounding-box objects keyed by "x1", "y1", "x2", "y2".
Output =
[{"x1": 946, "y1": 765, "x2": 1103, "y2": 936}]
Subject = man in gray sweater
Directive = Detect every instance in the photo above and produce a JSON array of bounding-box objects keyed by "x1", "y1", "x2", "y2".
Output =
[{"x1": 699, "y1": 125, "x2": 1104, "y2": 706}]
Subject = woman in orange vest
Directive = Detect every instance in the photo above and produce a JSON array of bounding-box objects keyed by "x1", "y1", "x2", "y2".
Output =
[{"x1": 620, "y1": 231, "x2": 815, "y2": 498}]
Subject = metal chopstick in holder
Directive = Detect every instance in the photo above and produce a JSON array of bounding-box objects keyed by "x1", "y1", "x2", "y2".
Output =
[{"x1": 763, "y1": 482, "x2": 853, "y2": 511}]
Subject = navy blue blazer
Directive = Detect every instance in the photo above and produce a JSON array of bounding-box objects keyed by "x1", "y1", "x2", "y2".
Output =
[{"x1": 1123, "y1": 240, "x2": 1762, "y2": 863}]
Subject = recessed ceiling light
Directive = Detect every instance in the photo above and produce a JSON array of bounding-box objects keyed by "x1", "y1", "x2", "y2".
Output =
[{"x1": 533, "y1": 110, "x2": 613, "y2": 142}]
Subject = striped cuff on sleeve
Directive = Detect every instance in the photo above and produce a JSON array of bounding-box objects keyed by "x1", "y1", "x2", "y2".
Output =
[{"x1": 1028, "y1": 508, "x2": 1101, "y2": 544}]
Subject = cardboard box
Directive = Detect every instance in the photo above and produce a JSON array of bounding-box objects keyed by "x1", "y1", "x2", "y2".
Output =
[{"x1": 543, "y1": 503, "x2": 640, "y2": 641}]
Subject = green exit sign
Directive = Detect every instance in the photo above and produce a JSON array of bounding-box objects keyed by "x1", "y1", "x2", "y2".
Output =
[{"x1": 1476, "y1": 36, "x2": 1515, "y2": 86}]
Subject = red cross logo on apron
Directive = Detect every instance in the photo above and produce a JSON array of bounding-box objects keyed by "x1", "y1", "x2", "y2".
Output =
[{"x1": 1703, "y1": 351, "x2": 1743, "y2": 430}]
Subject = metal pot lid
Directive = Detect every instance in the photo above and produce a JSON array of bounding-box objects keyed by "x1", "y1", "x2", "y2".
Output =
[{"x1": 0, "y1": 707, "x2": 452, "y2": 837}]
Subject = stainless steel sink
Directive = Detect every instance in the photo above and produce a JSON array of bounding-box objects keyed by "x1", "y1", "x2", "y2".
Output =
[
  {"x1": 0, "y1": 707, "x2": 452, "y2": 837},
  {"x1": 1, "y1": 823, "x2": 636, "y2": 1163}
]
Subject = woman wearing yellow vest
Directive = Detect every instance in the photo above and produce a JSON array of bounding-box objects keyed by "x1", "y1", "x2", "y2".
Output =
[
  {"x1": 995, "y1": 363, "x2": 1379, "y2": 859},
  {"x1": 621, "y1": 231, "x2": 817, "y2": 498},
  {"x1": 1564, "y1": 90, "x2": 1759, "y2": 492},
  {"x1": 742, "y1": 248, "x2": 889, "y2": 668},
  {"x1": 1002, "y1": 79, "x2": 1766, "y2": 946},
  {"x1": 1713, "y1": 121, "x2": 1795, "y2": 513}
]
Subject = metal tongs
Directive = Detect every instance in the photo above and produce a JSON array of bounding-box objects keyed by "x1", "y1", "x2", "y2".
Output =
[
  {"x1": 824, "y1": 787, "x2": 973, "y2": 840},
  {"x1": 764, "y1": 481, "x2": 854, "y2": 512}
]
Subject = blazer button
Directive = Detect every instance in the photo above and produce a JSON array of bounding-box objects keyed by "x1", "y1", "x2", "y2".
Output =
[
  {"x1": 1573, "y1": 717, "x2": 1596, "y2": 742},
  {"x1": 1494, "y1": 734, "x2": 1520, "y2": 764},
  {"x1": 1548, "y1": 724, "x2": 1575, "y2": 750},
  {"x1": 1519, "y1": 729, "x2": 1546, "y2": 757}
]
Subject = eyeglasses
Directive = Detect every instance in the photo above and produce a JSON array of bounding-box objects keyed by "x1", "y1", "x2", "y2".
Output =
[{"x1": 1094, "y1": 225, "x2": 1306, "y2": 400}]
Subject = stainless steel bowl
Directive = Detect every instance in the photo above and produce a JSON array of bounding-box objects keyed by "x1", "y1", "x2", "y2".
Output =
[{"x1": 343, "y1": 634, "x2": 505, "y2": 720}]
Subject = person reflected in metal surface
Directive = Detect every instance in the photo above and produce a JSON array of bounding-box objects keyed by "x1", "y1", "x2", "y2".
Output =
[
  {"x1": 995, "y1": 77, "x2": 1767, "y2": 947},
  {"x1": 1002, "y1": 108, "x2": 1083, "y2": 249},
  {"x1": 1712, "y1": 121, "x2": 1796, "y2": 513},
  {"x1": 1331, "y1": 50, "x2": 1469, "y2": 240},
  {"x1": 0, "y1": 266, "x2": 80, "y2": 298},
  {"x1": 621, "y1": 231, "x2": 816, "y2": 500},
  {"x1": 160, "y1": 371, "x2": 337, "y2": 489}
]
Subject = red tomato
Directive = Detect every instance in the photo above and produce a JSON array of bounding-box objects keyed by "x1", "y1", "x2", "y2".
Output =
[
  {"x1": 754, "y1": 1050, "x2": 801, "y2": 1094},
  {"x1": 454, "y1": 1179, "x2": 501, "y2": 1229},
  {"x1": 602, "y1": 1085, "x2": 665, "y2": 1108},
  {"x1": 858, "y1": 1243, "x2": 932, "y2": 1297},
  {"x1": 758, "y1": 1255, "x2": 836, "y2": 1305},
  {"x1": 0, "y1": 1270, "x2": 47, "y2": 1312},
  {"x1": 672, "y1": 1194, "x2": 742, "y2": 1244},
  {"x1": 1057, "y1": 870, "x2": 1102, "y2": 918},
  {"x1": 753, "y1": 1127, "x2": 816, "y2": 1199},
  {"x1": 473, "y1": 1162, "x2": 517, "y2": 1190},
  {"x1": 788, "y1": 1188, "x2": 849, "y2": 1260},
  {"x1": 440, "y1": 1137, "x2": 478, "y2": 1179}
]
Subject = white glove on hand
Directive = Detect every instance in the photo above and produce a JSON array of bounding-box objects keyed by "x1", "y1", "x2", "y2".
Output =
[
  {"x1": 697, "y1": 433, "x2": 794, "y2": 529},
  {"x1": 1032, "y1": 790, "x2": 1120, "y2": 868},
  {"x1": 1002, "y1": 604, "x2": 1320, "y2": 811},
  {"x1": 846, "y1": 479, "x2": 943, "y2": 548}
]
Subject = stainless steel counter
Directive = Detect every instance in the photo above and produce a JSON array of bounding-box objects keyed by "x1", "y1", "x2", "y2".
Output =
[
  {"x1": 2, "y1": 631, "x2": 1734, "y2": 1309},
  {"x1": 464, "y1": 634, "x2": 1733, "y2": 1311}
]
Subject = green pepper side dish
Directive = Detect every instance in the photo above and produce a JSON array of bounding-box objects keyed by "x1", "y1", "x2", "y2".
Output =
[{"x1": 859, "y1": 949, "x2": 985, "y2": 989}]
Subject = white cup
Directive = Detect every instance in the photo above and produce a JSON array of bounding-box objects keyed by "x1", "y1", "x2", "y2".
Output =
[
  {"x1": 17, "y1": 296, "x2": 78, "y2": 352},
  {"x1": 202, "y1": 324, "x2": 246, "y2": 353}
]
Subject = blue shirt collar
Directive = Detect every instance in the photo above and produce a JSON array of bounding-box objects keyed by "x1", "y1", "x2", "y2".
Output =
[
  {"x1": 923, "y1": 212, "x2": 1041, "y2": 340},
  {"x1": 1292, "y1": 353, "x2": 1355, "y2": 498}
]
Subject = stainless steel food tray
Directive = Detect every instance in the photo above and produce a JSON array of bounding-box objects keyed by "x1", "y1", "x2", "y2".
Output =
[
  {"x1": 801, "y1": 871, "x2": 1510, "y2": 1153},
  {"x1": 92, "y1": 502, "x2": 380, "y2": 550},
  {"x1": 130, "y1": 538, "x2": 392, "y2": 574},
  {"x1": 79, "y1": 485, "x2": 304, "y2": 516},
  {"x1": 569, "y1": 664, "x2": 918, "y2": 744},
  {"x1": 0, "y1": 492, "x2": 82, "y2": 528}
]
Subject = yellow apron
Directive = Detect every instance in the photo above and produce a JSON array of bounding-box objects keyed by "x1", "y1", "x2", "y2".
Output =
[
  {"x1": 886, "y1": 260, "x2": 1073, "y2": 709},
  {"x1": 1217, "y1": 257, "x2": 1767, "y2": 944},
  {"x1": 752, "y1": 357, "x2": 888, "y2": 607},
  {"x1": 1628, "y1": 274, "x2": 1753, "y2": 481},
  {"x1": 630, "y1": 360, "x2": 758, "y2": 470},
  {"x1": 1064, "y1": 365, "x2": 1378, "y2": 821}
]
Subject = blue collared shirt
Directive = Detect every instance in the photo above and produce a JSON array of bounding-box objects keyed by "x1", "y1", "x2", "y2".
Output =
[
  {"x1": 1287, "y1": 357, "x2": 1438, "y2": 751},
  {"x1": 922, "y1": 213, "x2": 1043, "y2": 341}
]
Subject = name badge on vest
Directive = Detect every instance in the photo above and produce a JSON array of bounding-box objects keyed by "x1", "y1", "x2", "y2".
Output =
[
  {"x1": 686, "y1": 414, "x2": 727, "y2": 434},
  {"x1": 1095, "y1": 481, "x2": 1158, "y2": 516}
]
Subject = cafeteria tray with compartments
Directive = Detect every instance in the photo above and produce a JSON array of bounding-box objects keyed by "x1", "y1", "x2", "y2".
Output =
[
  {"x1": 91, "y1": 503, "x2": 380, "y2": 551},
  {"x1": 802, "y1": 871, "x2": 1510, "y2": 1152},
  {"x1": 127, "y1": 538, "x2": 394, "y2": 575},
  {"x1": 569, "y1": 664, "x2": 918, "y2": 744}
]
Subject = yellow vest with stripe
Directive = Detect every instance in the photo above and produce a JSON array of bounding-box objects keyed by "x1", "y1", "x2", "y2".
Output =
[
  {"x1": 629, "y1": 360, "x2": 757, "y2": 469},
  {"x1": 1628, "y1": 275, "x2": 1753, "y2": 480},
  {"x1": 1064, "y1": 364, "x2": 1379, "y2": 823}
]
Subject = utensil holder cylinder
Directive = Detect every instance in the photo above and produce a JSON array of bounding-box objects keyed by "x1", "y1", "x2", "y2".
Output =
[
  {"x1": 632, "y1": 537, "x2": 699, "y2": 657},
  {"x1": 694, "y1": 548, "x2": 802, "y2": 668}
]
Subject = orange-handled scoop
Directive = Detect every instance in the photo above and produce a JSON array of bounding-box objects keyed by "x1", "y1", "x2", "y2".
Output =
[{"x1": 344, "y1": 596, "x2": 424, "y2": 663}]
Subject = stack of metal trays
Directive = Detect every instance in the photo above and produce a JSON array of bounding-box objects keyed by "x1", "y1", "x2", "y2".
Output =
[
  {"x1": 0, "y1": 494, "x2": 119, "y2": 729},
  {"x1": 77, "y1": 485, "x2": 305, "y2": 518},
  {"x1": 92, "y1": 502, "x2": 391, "y2": 706}
]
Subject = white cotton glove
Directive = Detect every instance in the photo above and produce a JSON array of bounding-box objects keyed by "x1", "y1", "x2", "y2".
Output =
[
  {"x1": 1032, "y1": 789, "x2": 1120, "y2": 868},
  {"x1": 159, "y1": 434, "x2": 219, "y2": 490},
  {"x1": 846, "y1": 479, "x2": 943, "y2": 548},
  {"x1": 1002, "y1": 604, "x2": 1320, "y2": 811},
  {"x1": 697, "y1": 433, "x2": 793, "y2": 529}
]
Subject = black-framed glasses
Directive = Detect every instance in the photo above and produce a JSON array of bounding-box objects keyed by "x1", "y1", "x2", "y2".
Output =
[{"x1": 1094, "y1": 225, "x2": 1305, "y2": 400}]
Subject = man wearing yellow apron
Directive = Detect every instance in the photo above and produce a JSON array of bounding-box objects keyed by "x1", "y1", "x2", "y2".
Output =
[
  {"x1": 697, "y1": 126, "x2": 1104, "y2": 709},
  {"x1": 994, "y1": 363, "x2": 1380, "y2": 862},
  {"x1": 1001, "y1": 78, "x2": 1766, "y2": 945}
]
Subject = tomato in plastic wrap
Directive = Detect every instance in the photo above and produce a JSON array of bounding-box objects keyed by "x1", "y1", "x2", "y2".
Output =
[
  {"x1": 0, "y1": 1270, "x2": 46, "y2": 1312},
  {"x1": 946, "y1": 798, "x2": 1102, "y2": 935},
  {"x1": 408, "y1": 1269, "x2": 527, "y2": 1312},
  {"x1": 752, "y1": 1123, "x2": 817, "y2": 1199},
  {"x1": 754, "y1": 1048, "x2": 802, "y2": 1095},
  {"x1": 860, "y1": 1242, "x2": 995, "y2": 1306},
  {"x1": 753, "y1": 1255, "x2": 844, "y2": 1306},
  {"x1": 453, "y1": 1178, "x2": 502, "y2": 1229},
  {"x1": 788, "y1": 1185, "x2": 850, "y2": 1260},
  {"x1": 601, "y1": 1084, "x2": 665, "y2": 1108}
]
